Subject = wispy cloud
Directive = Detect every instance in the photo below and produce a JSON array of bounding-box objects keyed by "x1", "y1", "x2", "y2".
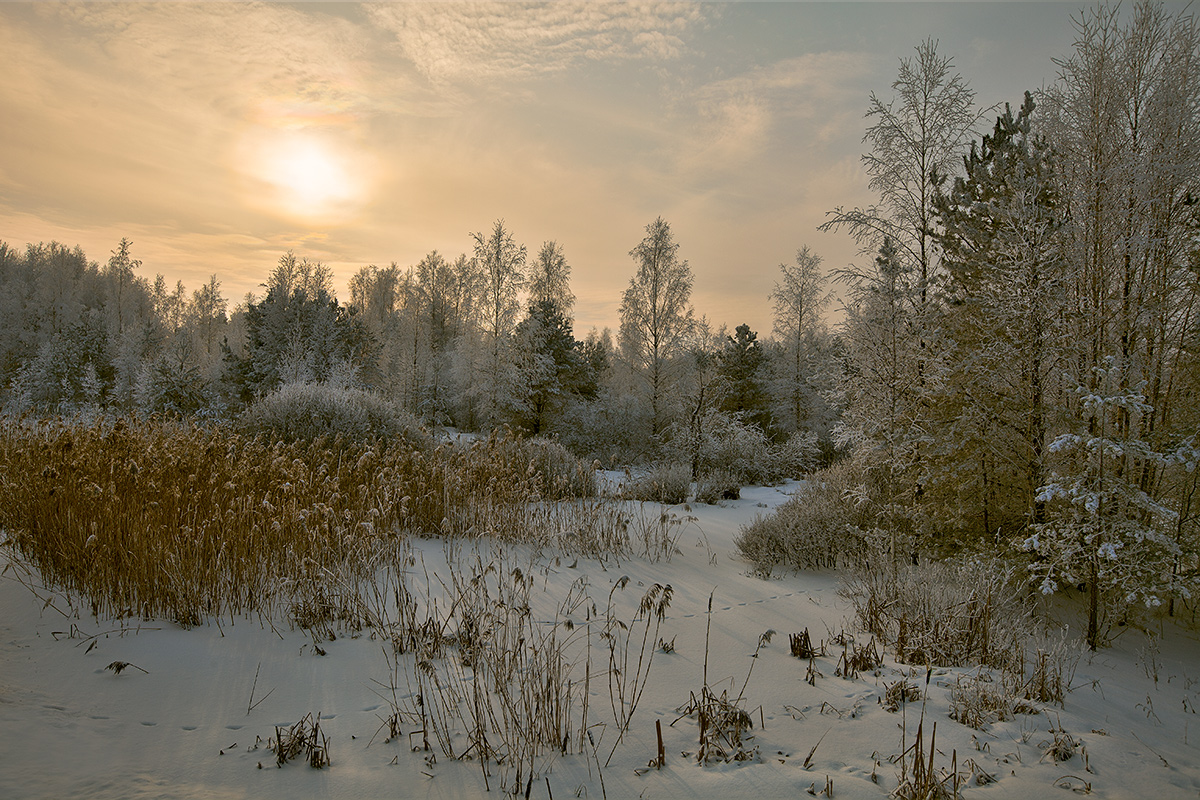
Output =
[
  {"x1": 39, "y1": 3, "x2": 382, "y2": 120},
  {"x1": 681, "y1": 51, "x2": 878, "y2": 176},
  {"x1": 366, "y1": 1, "x2": 707, "y2": 87}
]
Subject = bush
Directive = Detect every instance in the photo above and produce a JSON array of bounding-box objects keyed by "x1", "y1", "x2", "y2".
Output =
[
  {"x1": 555, "y1": 392, "x2": 656, "y2": 466},
  {"x1": 839, "y1": 557, "x2": 1031, "y2": 669},
  {"x1": 735, "y1": 459, "x2": 874, "y2": 575},
  {"x1": 949, "y1": 671, "x2": 1013, "y2": 729},
  {"x1": 764, "y1": 430, "x2": 820, "y2": 481},
  {"x1": 624, "y1": 462, "x2": 692, "y2": 504},
  {"x1": 695, "y1": 468, "x2": 741, "y2": 505},
  {"x1": 668, "y1": 412, "x2": 822, "y2": 487},
  {"x1": 239, "y1": 382, "x2": 431, "y2": 449},
  {"x1": 668, "y1": 411, "x2": 771, "y2": 485}
]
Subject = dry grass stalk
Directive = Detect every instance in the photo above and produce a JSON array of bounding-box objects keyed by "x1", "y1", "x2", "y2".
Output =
[
  {"x1": 836, "y1": 638, "x2": 881, "y2": 679},
  {"x1": 1040, "y1": 716, "x2": 1079, "y2": 764},
  {"x1": 790, "y1": 628, "x2": 823, "y2": 659},
  {"x1": 676, "y1": 685, "x2": 757, "y2": 764},
  {"x1": 672, "y1": 595, "x2": 763, "y2": 765},
  {"x1": 891, "y1": 720, "x2": 959, "y2": 800},
  {"x1": 272, "y1": 713, "x2": 330, "y2": 768},
  {"x1": 882, "y1": 679, "x2": 921, "y2": 713},
  {"x1": 366, "y1": 548, "x2": 625, "y2": 795},
  {"x1": 948, "y1": 670, "x2": 1012, "y2": 729},
  {"x1": 841, "y1": 557, "x2": 1031, "y2": 670},
  {"x1": 104, "y1": 660, "x2": 148, "y2": 676},
  {"x1": 604, "y1": 580, "x2": 673, "y2": 764}
]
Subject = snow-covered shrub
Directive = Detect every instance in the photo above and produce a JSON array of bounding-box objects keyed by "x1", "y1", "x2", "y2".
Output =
[
  {"x1": 840, "y1": 557, "x2": 1030, "y2": 669},
  {"x1": 670, "y1": 411, "x2": 821, "y2": 487},
  {"x1": 671, "y1": 410, "x2": 772, "y2": 485},
  {"x1": 949, "y1": 671, "x2": 1013, "y2": 729},
  {"x1": 239, "y1": 382, "x2": 431, "y2": 448},
  {"x1": 735, "y1": 459, "x2": 873, "y2": 575},
  {"x1": 555, "y1": 392, "x2": 656, "y2": 466},
  {"x1": 695, "y1": 468, "x2": 741, "y2": 505},
  {"x1": 764, "y1": 430, "x2": 821, "y2": 481},
  {"x1": 625, "y1": 462, "x2": 691, "y2": 504},
  {"x1": 1004, "y1": 628, "x2": 1081, "y2": 708}
]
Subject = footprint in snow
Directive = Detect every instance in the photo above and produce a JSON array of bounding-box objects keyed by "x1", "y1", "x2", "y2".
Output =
[
  {"x1": 141, "y1": 721, "x2": 157, "y2": 727},
  {"x1": 181, "y1": 725, "x2": 198, "y2": 731},
  {"x1": 226, "y1": 724, "x2": 243, "y2": 731},
  {"x1": 363, "y1": 704, "x2": 381, "y2": 712}
]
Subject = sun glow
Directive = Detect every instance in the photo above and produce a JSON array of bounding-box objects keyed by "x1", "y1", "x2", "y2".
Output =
[{"x1": 242, "y1": 129, "x2": 366, "y2": 221}]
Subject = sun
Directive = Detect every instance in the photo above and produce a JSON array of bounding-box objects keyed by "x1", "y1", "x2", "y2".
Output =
[{"x1": 242, "y1": 129, "x2": 365, "y2": 221}]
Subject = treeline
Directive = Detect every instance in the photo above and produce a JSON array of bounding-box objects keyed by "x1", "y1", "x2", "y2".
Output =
[{"x1": 0, "y1": 218, "x2": 838, "y2": 475}]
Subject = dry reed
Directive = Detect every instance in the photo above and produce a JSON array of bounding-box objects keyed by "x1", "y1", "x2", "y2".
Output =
[{"x1": 0, "y1": 419, "x2": 619, "y2": 627}]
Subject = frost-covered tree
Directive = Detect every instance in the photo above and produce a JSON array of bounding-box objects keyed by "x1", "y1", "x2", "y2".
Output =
[
  {"x1": 104, "y1": 238, "x2": 145, "y2": 338},
  {"x1": 230, "y1": 252, "x2": 371, "y2": 399},
  {"x1": 823, "y1": 39, "x2": 986, "y2": 549},
  {"x1": 439, "y1": 253, "x2": 485, "y2": 426},
  {"x1": 528, "y1": 240, "x2": 574, "y2": 316},
  {"x1": 471, "y1": 220, "x2": 527, "y2": 428},
  {"x1": 510, "y1": 300, "x2": 583, "y2": 435},
  {"x1": 931, "y1": 93, "x2": 1069, "y2": 537},
  {"x1": 1024, "y1": 360, "x2": 1181, "y2": 650},
  {"x1": 822, "y1": 38, "x2": 988, "y2": 308},
  {"x1": 1043, "y1": 2, "x2": 1200, "y2": 502},
  {"x1": 1022, "y1": 2, "x2": 1200, "y2": 640},
  {"x1": 717, "y1": 323, "x2": 769, "y2": 433},
  {"x1": 508, "y1": 242, "x2": 591, "y2": 434},
  {"x1": 619, "y1": 217, "x2": 695, "y2": 439},
  {"x1": 770, "y1": 247, "x2": 829, "y2": 436},
  {"x1": 835, "y1": 239, "x2": 928, "y2": 561},
  {"x1": 189, "y1": 275, "x2": 227, "y2": 360},
  {"x1": 348, "y1": 262, "x2": 409, "y2": 399}
]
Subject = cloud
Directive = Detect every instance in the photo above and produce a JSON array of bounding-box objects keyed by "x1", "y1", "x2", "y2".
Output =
[
  {"x1": 680, "y1": 51, "x2": 878, "y2": 173},
  {"x1": 365, "y1": 1, "x2": 706, "y2": 87},
  {"x1": 38, "y1": 3, "x2": 383, "y2": 120}
]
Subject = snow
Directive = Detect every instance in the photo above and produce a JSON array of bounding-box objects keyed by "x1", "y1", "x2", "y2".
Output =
[{"x1": 3, "y1": 482, "x2": 1200, "y2": 799}]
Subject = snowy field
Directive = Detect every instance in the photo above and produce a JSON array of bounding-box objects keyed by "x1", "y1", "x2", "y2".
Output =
[{"x1": 3, "y1": 482, "x2": 1199, "y2": 799}]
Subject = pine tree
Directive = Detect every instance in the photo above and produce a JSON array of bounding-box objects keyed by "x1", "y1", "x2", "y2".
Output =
[
  {"x1": 931, "y1": 93, "x2": 1068, "y2": 537},
  {"x1": 717, "y1": 324, "x2": 769, "y2": 432},
  {"x1": 1024, "y1": 359, "x2": 1180, "y2": 650}
]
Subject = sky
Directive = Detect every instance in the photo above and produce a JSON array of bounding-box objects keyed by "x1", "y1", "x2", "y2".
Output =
[{"x1": 0, "y1": 1, "x2": 1169, "y2": 337}]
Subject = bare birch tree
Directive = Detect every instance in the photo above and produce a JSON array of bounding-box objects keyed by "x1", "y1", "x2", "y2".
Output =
[{"x1": 619, "y1": 217, "x2": 695, "y2": 440}]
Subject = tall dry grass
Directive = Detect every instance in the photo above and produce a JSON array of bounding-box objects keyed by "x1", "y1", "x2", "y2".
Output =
[{"x1": 0, "y1": 419, "x2": 613, "y2": 626}]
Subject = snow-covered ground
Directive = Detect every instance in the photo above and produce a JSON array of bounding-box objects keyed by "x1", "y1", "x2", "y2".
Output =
[{"x1": 2, "y1": 483, "x2": 1199, "y2": 799}]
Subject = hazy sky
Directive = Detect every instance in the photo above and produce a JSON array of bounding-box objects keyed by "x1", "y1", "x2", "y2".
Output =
[{"x1": 0, "y1": 1, "x2": 1159, "y2": 336}]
